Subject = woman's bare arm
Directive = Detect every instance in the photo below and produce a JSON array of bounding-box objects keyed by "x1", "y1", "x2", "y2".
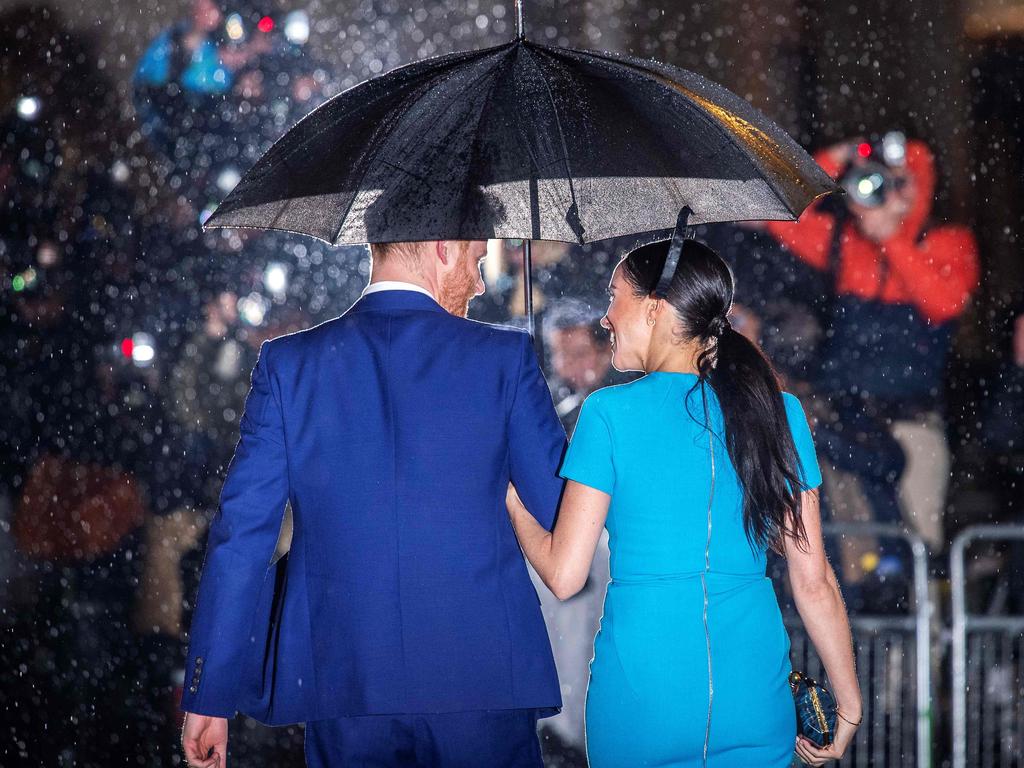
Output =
[
  {"x1": 507, "y1": 480, "x2": 610, "y2": 600},
  {"x1": 784, "y1": 488, "x2": 863, "y2": 765}
]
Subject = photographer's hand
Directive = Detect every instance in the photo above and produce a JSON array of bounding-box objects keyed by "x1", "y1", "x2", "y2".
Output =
[
  {"x1": 852, "y1": 189, "x2": 911, "y2": 243},
  {"x1": 821, "y1": 139, "x2": 864, "y2": 171}
]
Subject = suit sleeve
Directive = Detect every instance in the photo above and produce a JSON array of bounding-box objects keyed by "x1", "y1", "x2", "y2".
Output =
[
  {"x1": 179, "y1": 339, "x2": 290, "y2": 717},
  {"x1": 508, "y1": 333, "x2": 567, "y2": 532}
]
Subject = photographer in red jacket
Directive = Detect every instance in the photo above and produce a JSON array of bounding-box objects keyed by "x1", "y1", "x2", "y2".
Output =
[
  {"x1": 768, "y1": 136, "x2": 977, "y2": 349},
  {"x1": 765, "y1": 134, "x2": 979, "y2": 579}
]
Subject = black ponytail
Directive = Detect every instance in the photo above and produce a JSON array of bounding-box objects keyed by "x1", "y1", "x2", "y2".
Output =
[{"x1": 621, "y1": 239, "x2": 809, "y2": 553}]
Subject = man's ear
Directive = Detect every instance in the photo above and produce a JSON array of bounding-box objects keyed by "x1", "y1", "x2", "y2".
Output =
[{"x1": 436, "y1": 240, "x2": 452, "y2": 266}]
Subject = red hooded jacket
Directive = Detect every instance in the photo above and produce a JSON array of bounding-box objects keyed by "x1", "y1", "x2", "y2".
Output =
[{"x1": 766, "y1": 141, "x2": 979, "y2": 325}]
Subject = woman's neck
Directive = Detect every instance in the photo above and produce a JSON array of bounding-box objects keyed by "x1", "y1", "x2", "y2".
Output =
[{"x1": 643, "y1": 339, "x2": 704, "y2": 375}]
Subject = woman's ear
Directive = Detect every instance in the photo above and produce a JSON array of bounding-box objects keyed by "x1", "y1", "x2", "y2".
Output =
[{"x1": 646, "y1": 298, "x2": 661, "y2": 326}]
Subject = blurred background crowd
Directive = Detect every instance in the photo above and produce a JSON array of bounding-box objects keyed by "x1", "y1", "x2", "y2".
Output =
[{"x1": 1, "y1": 0, "x2": 1023, "y2": 765}]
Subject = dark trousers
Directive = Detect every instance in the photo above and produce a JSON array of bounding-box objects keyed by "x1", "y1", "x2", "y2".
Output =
[{"x1": 303, "y1": 708, "x2": 543, "y2": 768}]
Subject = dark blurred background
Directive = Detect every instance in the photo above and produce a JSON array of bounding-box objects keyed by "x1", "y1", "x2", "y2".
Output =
[{"x1": 1, "y1": 1, "x2": 1023, "y2": 766}]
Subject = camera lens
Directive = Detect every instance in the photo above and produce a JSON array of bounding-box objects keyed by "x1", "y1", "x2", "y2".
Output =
[{"x1": 841, "y1": 161, "x2": 891, "y2": 208}]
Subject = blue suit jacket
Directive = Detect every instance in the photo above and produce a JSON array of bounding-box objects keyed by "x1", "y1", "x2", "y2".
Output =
[{"x1": 179, "y1": 289, "x2": 567, "y2": 725}]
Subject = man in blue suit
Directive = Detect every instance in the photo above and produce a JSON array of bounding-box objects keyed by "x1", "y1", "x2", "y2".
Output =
[{"x1": 181, "y1": 239, "x2": 566, "y2": 767}]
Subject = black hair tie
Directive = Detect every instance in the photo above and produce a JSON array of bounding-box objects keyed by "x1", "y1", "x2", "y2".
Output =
[{"x1": 709, "y1": 315, "x2": 731, "y2": 338}]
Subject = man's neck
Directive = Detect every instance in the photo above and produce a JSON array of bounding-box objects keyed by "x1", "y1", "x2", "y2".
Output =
[{"x1": 367, "y1": 269, "x2": 438, "y2": 298}]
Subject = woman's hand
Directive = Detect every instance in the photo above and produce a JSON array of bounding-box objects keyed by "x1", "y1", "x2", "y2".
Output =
[
  {"x1": 506, "y1": 483, "x2": 528, "y2": 523},
  {"x1": 785, "y1": 489, "x2": 862, "y2": 765},
  {"x1": 795, "y1": 713, "x2": 859, "y2": 765},
  {"x1": 507, "y1": 480, "x2": 609, "y2": 600}
]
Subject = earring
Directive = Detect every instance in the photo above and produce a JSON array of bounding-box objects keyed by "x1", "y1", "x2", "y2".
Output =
[{"x1": 647, "y1": 316, "x2": 656, "y2": 327}]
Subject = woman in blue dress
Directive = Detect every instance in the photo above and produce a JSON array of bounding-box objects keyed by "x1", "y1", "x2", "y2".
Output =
[{"x1": 509, "y1": 239, "x2": 862, "y2": 767}]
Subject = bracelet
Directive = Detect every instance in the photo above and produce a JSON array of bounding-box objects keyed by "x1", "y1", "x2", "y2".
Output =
[{"x1": 836, "y1": 708, "x2": 863, "y2": 726}]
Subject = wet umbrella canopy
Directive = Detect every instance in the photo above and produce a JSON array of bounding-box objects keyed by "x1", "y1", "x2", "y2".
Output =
[{"x1": 203, "y1": 33, "x2": 838, "y2": 246}]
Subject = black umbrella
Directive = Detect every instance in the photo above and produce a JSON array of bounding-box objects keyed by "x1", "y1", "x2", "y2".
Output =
[{"x1": 205, "y1": 10, "x2": 838, "y2": 333}]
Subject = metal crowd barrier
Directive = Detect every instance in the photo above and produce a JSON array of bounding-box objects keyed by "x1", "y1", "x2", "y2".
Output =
[
  {"x1": 780, "y1": 522, "x2": 932, "y2": 767},
  {"x1": 951, "y1": 524, "x2": 1024, "y2": 768}
]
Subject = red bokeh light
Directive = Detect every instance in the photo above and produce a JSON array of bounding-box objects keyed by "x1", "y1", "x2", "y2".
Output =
[
  {"x1": 856, "y1": 142, "x2": 872, "y2": 158},
  {"x1": 121, "y1": 337, "x2": 133, "y2": 357},
  {"x1": 257, "y1": 15, "x2": 274, "y2": 33}
]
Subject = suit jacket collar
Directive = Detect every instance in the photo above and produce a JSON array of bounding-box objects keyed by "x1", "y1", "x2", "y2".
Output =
[{"x1": 348, "y1": 289, "x2": 448, "y2": 315}]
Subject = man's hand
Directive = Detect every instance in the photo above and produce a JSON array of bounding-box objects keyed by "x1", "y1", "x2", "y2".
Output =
[{"x1": 182, "y1": 712, "x2": 228, "y2": 768}]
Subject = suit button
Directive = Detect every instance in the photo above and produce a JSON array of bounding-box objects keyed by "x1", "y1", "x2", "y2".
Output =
[
  {"x1": 196, "y1": 657, "x2": 204, "y2": 665},
  {"x1": 189, "y1": 685, "x2": 198, "y2": 694}
]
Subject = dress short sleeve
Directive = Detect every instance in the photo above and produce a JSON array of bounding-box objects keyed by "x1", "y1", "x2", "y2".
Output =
[
  {"x1": 558, "y1": 394, "x2": 615, "y2": 496},
  {"x1": 782, "y1": 392, "x2": 822, "y2": 491}
]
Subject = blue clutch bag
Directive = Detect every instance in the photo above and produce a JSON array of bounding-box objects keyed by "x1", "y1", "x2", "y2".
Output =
[{"x1": 789, "y1": 670, "x2": 838, "y2": 748}]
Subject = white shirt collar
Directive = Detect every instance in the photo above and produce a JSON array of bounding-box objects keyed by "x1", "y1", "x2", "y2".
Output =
[{"x1": 361, "y1": 281, "x2": 437, "y2": 301}]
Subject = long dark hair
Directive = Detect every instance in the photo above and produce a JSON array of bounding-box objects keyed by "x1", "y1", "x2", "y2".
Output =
[{"x1": 620, "y1": 238, "x2": 809, "y2": 553}]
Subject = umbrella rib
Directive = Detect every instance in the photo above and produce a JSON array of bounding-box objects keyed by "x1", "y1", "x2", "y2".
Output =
[
  {"x1": 544, "y1": 45, "x2": 805, "y2": 218},
  {"x1": 521, "y1": 44, "x2": 584, "y2": 242},
  {"x1": 327, "y1": 70, "x2": 463, "y2": 245},
  {"x1": 225, "y1": 80, "x2": 439, "y2": 243},
  {"x1": 629, "y1": 61, "x2": 796, "y2": 216},
  {"x1": 637, "y1": 60, "x2": 805, "y2": 215},
  {"x1": 379, "y1": 159, "x2": 429, "y2": 183},
  {"x1": 216, "y1": 48, "x2": 501, "y2": 242},
  {"x1": 249, "y1": 46, "x2": 506, "y2": 178},
  {"x1": 331, "y1": 51, "x2": 511, "y2": 244},
  {"x1": 456, "y1": 48, "x2": 515, "y2": 239}
]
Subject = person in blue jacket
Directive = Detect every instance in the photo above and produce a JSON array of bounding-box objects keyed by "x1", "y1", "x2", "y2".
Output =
[
  {"x1": 180, "y1": 239, "x2": 567, "y2": 768},
  {"x1": 132, "y1": 0, "x2": 271, "y2": 164}
]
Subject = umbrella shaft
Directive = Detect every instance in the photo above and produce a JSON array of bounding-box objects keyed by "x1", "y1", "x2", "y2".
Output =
[{"x1": 523, "y1": 239, "x2": 534, "y2": 338}]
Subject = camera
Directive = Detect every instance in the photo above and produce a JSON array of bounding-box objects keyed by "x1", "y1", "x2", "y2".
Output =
[{"x1": 839, "y1": 131, "x2": 908, "y2": 209}]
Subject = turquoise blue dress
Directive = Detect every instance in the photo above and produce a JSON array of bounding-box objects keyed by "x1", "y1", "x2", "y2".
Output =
[{"x1": 558, "y1": 372, "x2": 822, "y2": 768}]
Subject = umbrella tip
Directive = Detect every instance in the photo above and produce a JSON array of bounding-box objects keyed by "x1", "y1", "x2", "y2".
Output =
[{"x1": 515, "y1": 0, "x2": 525, "y2": 40}]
